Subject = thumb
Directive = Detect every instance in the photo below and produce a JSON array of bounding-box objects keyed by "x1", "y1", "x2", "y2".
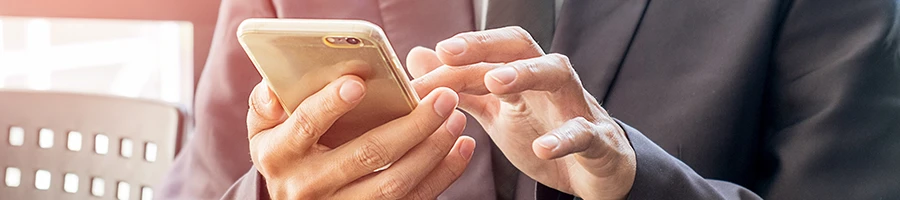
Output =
[{"x1": 247, "y1": 81, "x2": 286, "y2": 139}]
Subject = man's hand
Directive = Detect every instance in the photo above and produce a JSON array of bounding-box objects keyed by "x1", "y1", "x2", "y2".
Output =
[
  {"x1": 246, "y1": 75, "x2": 476, "y2": 199},
  {"x1": 408, "y1": 27, "x2": 636, "y2": 200}
]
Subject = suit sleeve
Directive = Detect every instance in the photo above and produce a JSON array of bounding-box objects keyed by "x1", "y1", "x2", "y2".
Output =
[
  {"x1": 625, "y1": 0, "x2": 900, "y2": 199},
  {"x1": 763, "y1": 0, "x2": 900, "y2": 199},
  {"x1": 620, "y1": 121, "x2": 761, "y2": 200},
  {"x1": 543, "y1": 1, "x2": 900, "y2": 200},
  {"x1": 536, "y1": 120, "x2": 762, "y2": 200},
  {"x1": 158, "y1": 0, "x2": 276, "y2": 199}
]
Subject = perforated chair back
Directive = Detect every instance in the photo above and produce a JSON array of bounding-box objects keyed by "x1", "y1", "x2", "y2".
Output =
[{"x1": 0, "y1": 90, "x2": 184, "y2": 200}]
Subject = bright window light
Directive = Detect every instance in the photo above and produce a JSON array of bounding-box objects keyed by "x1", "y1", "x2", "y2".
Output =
[{"x1": 0, "y1": 17, "x2": 193, "y2": 106}]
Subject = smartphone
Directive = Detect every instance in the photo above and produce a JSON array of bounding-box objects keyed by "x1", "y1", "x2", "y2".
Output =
[{"x1": 237, "y1": 19, "x2": 419, "y2": 148}]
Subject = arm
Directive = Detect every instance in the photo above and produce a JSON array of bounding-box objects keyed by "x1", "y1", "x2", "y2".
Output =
[
  {"x1": 546, "y1": 0, "x2": 900, "y2": 199},
  {"x1": 764, "y1": 0, "x2": 900, "y2": 198},
  {"x1": 535, "y1": 120, "x2": 762, "y2": 200},
  {"x1": 622, "y1": 121, "x2": 760, "y2": 200},
  {"x1": 159, "y1": 0, "x2": 275, "y2": 198},
  {"x1": 413, "y1": 26, "x2": 761, "y2": 200},
  {"x1": 614, "y1": 0, "x2": 900, "y2": 199}
]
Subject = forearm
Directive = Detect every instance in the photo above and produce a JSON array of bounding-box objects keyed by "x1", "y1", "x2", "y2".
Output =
[
  {"x1": 619, "y1": 121, "x2": 760, "y2": 200},
  {"x1": 535, "y1": 120, "x2": 761, "y2": 200}
]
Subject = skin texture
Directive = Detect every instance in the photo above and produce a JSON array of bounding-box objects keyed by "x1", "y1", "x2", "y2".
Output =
[
  {"x1": 246, "y1": 76, "x2": 476, "y2": 199},
  {"x1": 246, "y1": 26, "x2": 636, "y2": 200},
  {"x1": 409, "y1": 26, "x2": 637, "y2": 200}
]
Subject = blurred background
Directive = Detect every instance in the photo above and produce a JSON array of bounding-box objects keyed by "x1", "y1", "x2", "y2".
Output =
[
  {"x1": 0, "y1": 0, "x2": 223, "y2": 108},
  {"x1": 1, "y1": 0, "x2": 222, "y2": 199}
]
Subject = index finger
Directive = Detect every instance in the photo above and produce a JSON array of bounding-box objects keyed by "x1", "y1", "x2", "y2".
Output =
[
  {"x1": 435, "y1": 26, "x2": 545, "y2": 66},
  {"x1": 410, "y1": 63, "x2": 499, "y2": 98},
  {"x1": 265, "y1": 75, "x2": 366, "y2": 154},
  {"x1": 326, "y1": 87, "x2": 460, "y2": 183}
]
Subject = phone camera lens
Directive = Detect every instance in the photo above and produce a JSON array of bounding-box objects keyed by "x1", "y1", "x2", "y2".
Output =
[{"x1": 346, "y1": 37, "x2": 360, "y2": 45}]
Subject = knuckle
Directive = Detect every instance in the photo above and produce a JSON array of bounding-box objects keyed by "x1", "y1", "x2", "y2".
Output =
[
  {"x1": 545, "y1": 54, "x2": 583, "y2": 90},
  {"x1": 443, "y1": 163, "x2": 464, "y2": 179},
  {"x1": 412, "y1": 118, "x2": 434, "y2": 134},
  {"x1": 424, "y1": 139, "x2": 446, "y2": 156},
  {"x1": 405, "y1": 115, "x2": 438, "y2": 137},
  {"x1": 471, "y1": 32, "x2": 492, "y2": 47},
  {"x1": 379, "y1": 177, "x2": 412, "y2": 199},
  {"x1": 596, "y1": 121, "x2": 618, "y2": 137},
  {"x1": 255, "y1": 148, "x2": 285, "y2": 176},
  {"x1": 318, "y1": 94, "x2": 345, "y2": 116},
  {"x1": 456, "y1": 31, "x2": 491, "y2": 48},
  {"x1": 558, "y1": 118, "x2": 593, "y2": 144},
  {"x1": 506, "y1": 26, "x2": 540, "y2": 52},
  {"x1": 547, "y1": 53, "x2": 571, "y2": 66},
  {"x1": 355, "y1": 138, "x2": 392, "y2": 169},
  {"x1": 438, "y1": 156, "x2": 466, "y2": 180},
  {"x1": 599, "y1": 122, "x2": 625, "y2": 146},
  {"x1": 505, "y1": 26, "x2": 534, "y2": 41},
  {"x1": 512, "y1": 60, "x2": 540, "y2": 76},
  {"x1": 571, "y1": 117, "x2": 594, "y2": 131},
  {"x1": 546, "y1": 54, "x2": 578, "y2": 79},
  {"x1": 288, "y1": 113, "x2": 321, "y2": 140}
]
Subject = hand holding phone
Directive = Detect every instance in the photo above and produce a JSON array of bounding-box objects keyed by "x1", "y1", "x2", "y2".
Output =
[
  {"x1": 238, "y1": 19, "x2": 476, "y2": 199},
  {"x1": 238, "y1": 19, "x2": 419, "y2": 147}
]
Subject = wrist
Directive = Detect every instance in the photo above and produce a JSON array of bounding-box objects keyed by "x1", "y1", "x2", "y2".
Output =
[{"x1": 571, "y1": 134, "x2": 636, "y2": 200}]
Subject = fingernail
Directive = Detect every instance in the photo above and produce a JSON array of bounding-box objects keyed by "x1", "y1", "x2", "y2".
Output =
[
  {"x1": 536, "y1": 135, "x2": 560, "y2": 150},
  {"x1": 446, "y1": 111, "x2": 466, "y2": 137},
  {"x1": 487, "y1": 67, "x2": 517, "y2": 85},
  {"x1": 459, "y1": 139, "x2": 475, "y2": 160},
  {"x1": 339, "y1": 80, "x2": 365, "y2": 103},
  {"x1": 432, "y1": 91, "x2": 457, "y2": 118},
  {"x1": 438, "y1": 38, "x2": 467, "y2": 55}
]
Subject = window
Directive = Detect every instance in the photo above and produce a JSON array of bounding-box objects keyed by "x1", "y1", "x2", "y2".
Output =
[{"x1": 0, "y1": 17, "x2": 193, "y2": 106}]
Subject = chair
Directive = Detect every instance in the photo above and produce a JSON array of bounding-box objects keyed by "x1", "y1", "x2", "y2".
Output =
[{"x1": 0, "y1": 90, "x2": 184, "y2": 200}]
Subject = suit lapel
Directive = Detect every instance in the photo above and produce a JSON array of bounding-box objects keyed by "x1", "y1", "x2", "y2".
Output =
[{"x1": 551, "y1": 0, "x2": 651, "y2": 102}]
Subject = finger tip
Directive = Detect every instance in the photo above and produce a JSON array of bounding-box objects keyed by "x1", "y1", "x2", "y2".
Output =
[
  {"x1": 457, "y1": 135, "x2": 476, "y2": 147},
  {"x1": 407, "y1": 46, "x2": 441, "y2": 77},
  {"x1": 337, "y1": 76, "x2": 366, "y2": 103},
  {"x1": 445, "y1": 88, "x2": 460, "y2": 101},
  {"x1": 457, "y1": 136, "x2": 477, "y2": 160},
  {"x1": 250, "y1": 81, "x2": 270, "y2": 102},
  {"x1": 434, "y1": 40, "x2": 466, "y2": 66},
  {"x1": 249, "y1": 81, "x2": 284, "y2": 120},
  {"x1": 410, "y1": 46, "x2": 436, "y2": 54},
  {"x1": 345, "y1": 77, "x2": 367, "y2": 91},
  {"x1": 430, "y1": 87, "x2": 460, "y2": 103},
  {"x1": 482, "y1": 75, "x2": 505, "y2": 94},
  {"x1": 448, "y1": 110, "x2": 467, "y2": 131},
  {"x1": 452, "y1": 109, "x2": 466, "y2": 118},
  {"x1": 483, "y1": 67, "x2": 519, "y2": 94}
]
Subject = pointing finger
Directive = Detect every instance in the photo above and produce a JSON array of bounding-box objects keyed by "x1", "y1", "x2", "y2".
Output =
[{"x1": 435, "y1": 26, "x2": 544, "y2": 66}]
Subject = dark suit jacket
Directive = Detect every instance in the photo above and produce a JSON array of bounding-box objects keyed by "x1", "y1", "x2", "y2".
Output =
[{"x1": 161, "y1": 0, "x2": 900, "y2": 199}]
